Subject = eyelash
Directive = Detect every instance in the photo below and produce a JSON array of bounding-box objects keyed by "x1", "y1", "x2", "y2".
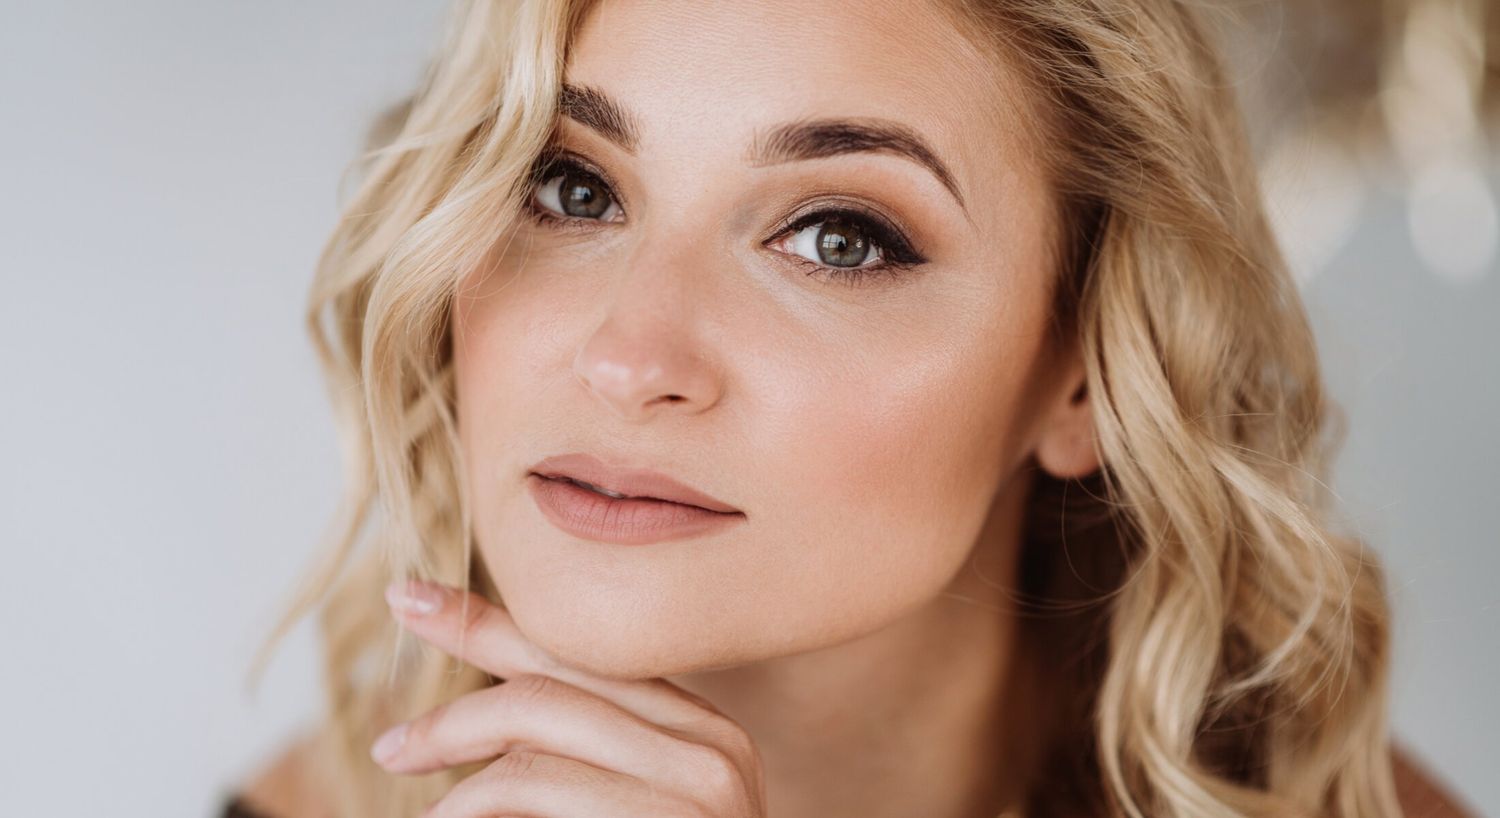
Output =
[{"x1": 524, "y1": 153, "x2": 928, "y2": 287}]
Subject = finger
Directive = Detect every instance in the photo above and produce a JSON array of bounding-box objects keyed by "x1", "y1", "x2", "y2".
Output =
[
  {"x1": 372, "y1": 671, "x2": 725, "y2": 793},
  {"x1": 385, "y1": 579, "x2": 723, "y2": 731},
  {"x1": 422, "y1": 751, "x2": 697, "y2": 818}
]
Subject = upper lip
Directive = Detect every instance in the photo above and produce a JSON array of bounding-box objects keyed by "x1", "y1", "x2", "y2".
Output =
[{"x1": 527, "y1": 452, "x2": 742, "y2": 514}]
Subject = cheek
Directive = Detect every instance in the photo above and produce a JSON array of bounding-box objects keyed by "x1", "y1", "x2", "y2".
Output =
[
  {"x1": 450, "y1": 259, "x2": 572, "y2": 558},
  {"x1": 754, "y1": 320, "x2": 1043, "y2": 638},
  {"x1": 447, "y1": 245, "x2": 1049, "y2": 680}
]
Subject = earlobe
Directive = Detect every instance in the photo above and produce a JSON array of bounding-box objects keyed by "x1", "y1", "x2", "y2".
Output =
[{"x1": 1034, "y1": 376, "x2": 1103, "y2": 480}]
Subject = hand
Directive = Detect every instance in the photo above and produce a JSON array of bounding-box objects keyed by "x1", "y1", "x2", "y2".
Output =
[{"x1": 370, "y1": 579, "x2": 769, "y2": 818}]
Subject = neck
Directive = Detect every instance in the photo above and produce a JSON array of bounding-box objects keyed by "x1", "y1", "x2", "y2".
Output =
[{"x1": 666, "y1": 477, "x2": 1041, "y2": 818}]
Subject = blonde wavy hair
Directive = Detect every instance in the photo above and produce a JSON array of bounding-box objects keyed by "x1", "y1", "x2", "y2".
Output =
[{"x1": 250, "y1": 1, "x2": 1402, "y2": 815}]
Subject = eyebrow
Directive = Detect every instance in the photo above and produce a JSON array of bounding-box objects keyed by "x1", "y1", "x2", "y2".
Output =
[
  {"x1": 558, "y1": 83, "x2": 642, "y2": 152},
  {"x1": 556, "y1": 82, "x2": 967, "y2": 212},
  {"x1": 747, "y1": 118, "x2": 966, "y2": 210}
]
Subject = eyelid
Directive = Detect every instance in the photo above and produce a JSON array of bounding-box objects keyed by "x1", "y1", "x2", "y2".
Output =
[
  {"x1": 764, "y1": 200, "x2": 927, "y2": 265},
  {"x1": 771, "y1": 195, "x2": 914, "y2": 239},
  {"x1": 530, "y1": 148, "x2": 630, "y2": 215},
  {"x1": 526, "y1": 149, "x2": 929, "y2": 275}
]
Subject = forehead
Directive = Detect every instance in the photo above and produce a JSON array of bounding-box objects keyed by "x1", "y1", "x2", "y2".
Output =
[{"x1": 564, "y1": 0, "x2": 1039, "y2": 191}]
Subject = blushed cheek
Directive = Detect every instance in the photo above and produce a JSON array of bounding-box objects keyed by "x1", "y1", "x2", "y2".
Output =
[
  {"x1": 771, "y1": 345, "x2": 1035, "y2": 619},
  {"x1": 450, "y1": 269, "x2": 561, "y2": 537},
  {"x1": 826, "y1": 327, "x2": 1033, "y2": 509}
]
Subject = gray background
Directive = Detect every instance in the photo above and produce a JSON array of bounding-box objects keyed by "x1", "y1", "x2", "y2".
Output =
[{"x1": 1, "y1": 2, "x2": 1494, "y2": 816}]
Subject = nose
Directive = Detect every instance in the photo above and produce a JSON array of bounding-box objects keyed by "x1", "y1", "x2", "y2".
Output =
[{"x1": 572, "y1": 254, "x2": 725, "y2": 423}]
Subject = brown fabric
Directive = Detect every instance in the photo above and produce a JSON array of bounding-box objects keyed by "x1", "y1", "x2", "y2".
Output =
[
  {"x1": 230, "y1": 731, "x2": 334, "y2": 818},
  {"x1": 219, "y1": 795, "x2": 277, "y2": 818},
  {"x1": 1393, "y1": 745, "x2": 1479, "y2": 818}
]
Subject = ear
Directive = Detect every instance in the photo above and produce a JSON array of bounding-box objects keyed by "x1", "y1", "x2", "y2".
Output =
[{"x1": 1033, "y1": 346, "x2": 1102, "y2": 480}]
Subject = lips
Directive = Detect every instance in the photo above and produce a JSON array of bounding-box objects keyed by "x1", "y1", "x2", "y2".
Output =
[{"x1": 526, "y1": 452, "x2": 742, "y2": 514}]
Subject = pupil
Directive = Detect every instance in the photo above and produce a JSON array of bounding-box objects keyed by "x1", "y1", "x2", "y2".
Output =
[
  {"x1": 561, "y1": 169, "x2": 610, "y2": 218},
  {"x1": 817, "y1": 221, "x2": 869, "y2": 267}
]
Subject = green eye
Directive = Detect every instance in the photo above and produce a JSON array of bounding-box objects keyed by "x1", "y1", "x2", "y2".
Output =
[
  {"x1": 765, "y1": 206, "x2": 928, "y2": 285},
  {"x1": 788, "y1": 217, "x2": 879, "y2": 268}
]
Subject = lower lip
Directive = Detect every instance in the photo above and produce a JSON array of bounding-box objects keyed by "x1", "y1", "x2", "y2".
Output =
[{"x1": 526, "y1": 474, "x2": 745, "y2": 545}]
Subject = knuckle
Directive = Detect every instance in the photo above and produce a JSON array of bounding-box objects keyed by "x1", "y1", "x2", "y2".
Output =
[
  {"x1": 405, "y1": 701, "x2": 450, "y2": 746},
  {"x1": 684, "y1": 741, "x2": 743, "y2": 795},
  {"x1": 488, "y1": 749, "x2": 541, "y2": 780},
  {"x1": 503, "y1": 671, "x2": 558, "y2": 705},
  {"x1": 687, "y1": 714, "x2": 757, "y2": 764},
  {"x1": 713, "y1": 720, "x2": 758, "y2": 760}
]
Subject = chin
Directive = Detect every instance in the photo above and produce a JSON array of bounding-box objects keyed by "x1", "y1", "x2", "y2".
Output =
[{"x1": 501, "y1": 584, "x2": 749, "y2": 680}]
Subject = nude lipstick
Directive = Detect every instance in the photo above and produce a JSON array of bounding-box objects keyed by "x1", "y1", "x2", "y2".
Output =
[{"x1": 526, "y1": 453, "x2": 745, "y2": 545}]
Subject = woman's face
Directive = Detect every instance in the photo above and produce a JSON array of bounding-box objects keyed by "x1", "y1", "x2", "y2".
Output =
[{"x1": 452, "y1": 0, "x2": 1090, "y2": 679}]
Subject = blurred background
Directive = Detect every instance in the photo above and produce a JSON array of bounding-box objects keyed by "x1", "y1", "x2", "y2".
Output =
[{"x1": 0, "y1": 1, "x2": 1494, "y2": 815}]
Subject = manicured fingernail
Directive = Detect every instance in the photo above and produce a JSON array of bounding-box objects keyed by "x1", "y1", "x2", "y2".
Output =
[
  {"x1": 385, "y1": 579, "x2": 443, "y2": 616},
  {"x1": 371, "y1": 722, "x2": 408, "y2": 765}
]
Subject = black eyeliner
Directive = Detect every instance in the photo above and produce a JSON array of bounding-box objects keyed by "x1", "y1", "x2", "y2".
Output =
[
  {"x1": 774, "y1": 206, "x2": 927, "y2": 266},
  {"x1": 525, "y1": 152, "x2": 929, "y2": 282},
  {"x1": 528, "y1": 148, "x2": 628, "y2": 212},
  {"x1": 524, "y1": 150, "x2": 626, "y2": 229}
]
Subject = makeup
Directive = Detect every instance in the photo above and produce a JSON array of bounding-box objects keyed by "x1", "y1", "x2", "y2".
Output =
[{"x1": 526, "y1": 472, "x2": 745, "y2": 545}]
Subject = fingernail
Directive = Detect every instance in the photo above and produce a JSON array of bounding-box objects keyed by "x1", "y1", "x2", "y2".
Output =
[
  {"x1": 370, "y1": 722, "x2": 408, "y2": 765},
  {"x1": 385, "y1": 579, "x2": 443, "y2": 616}
]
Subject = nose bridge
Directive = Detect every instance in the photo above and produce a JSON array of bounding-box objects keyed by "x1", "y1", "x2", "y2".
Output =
[{"x1": 572, "y1": 234, "x2": 723, "y2": 421}]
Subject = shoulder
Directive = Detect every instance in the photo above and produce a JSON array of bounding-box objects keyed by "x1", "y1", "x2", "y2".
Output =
[
  {"x1": 231, "y1": 731, "x2": 336, "y2": 818},
  {"x1": 1393, "y1": 743, "x2": 1478, "y2": 818}
]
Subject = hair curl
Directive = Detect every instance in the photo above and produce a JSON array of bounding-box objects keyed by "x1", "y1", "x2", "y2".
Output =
[{"x1": 250, "y1": 2, "x2": 1401, "y2": 816}]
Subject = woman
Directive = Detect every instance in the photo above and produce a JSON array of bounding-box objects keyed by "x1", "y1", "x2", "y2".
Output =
[{"x1": 228, "y1": 0, "x2": 1474, "y2": 815}]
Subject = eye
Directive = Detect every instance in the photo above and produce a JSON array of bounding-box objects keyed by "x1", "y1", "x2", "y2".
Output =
[
  {"x1": 787, "y1": 217, "x2": 879, "y2": 268},
  {"x1": 766, "y1": 207, "x2": 927, "y2": 284},
  {"x1": 530, "y1": 157, "x2": 623, "y2": 223}
]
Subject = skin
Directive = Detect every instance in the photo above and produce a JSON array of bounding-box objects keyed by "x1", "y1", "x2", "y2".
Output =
[
  {"x1": 378, "y1": 0, "x2": 1101, "y2": 816},
  {"x1": 231, "y1": 3, "x2": 1483, "y2": 817}
]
